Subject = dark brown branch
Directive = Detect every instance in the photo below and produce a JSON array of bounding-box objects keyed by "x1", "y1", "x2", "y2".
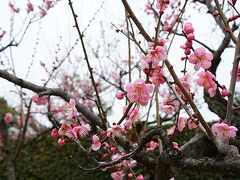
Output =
[
  {"x1": 68, "y1": 0, "x2": 107, "y2": 127},
  {"x1": 0, "y1": 69, "x2": 104, "y2": 129}
]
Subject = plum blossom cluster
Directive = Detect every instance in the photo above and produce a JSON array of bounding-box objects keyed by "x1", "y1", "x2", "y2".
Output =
[
  {"x1": 141, "y1": 39, "x2": 167, "y2": 71},
  {"x1": 159, "y1": 99, "x2": 179, "y2": 115},
  {"x1": 51, "y1": 122, "x2": 91, "y2": 146},
  {"x1": 8, "y1": 2, "x2": 20, "y2": 13},
  {"x1": 156, "y1": 0, "x2": 170, "y2": 14},
  {"x1": 211, "y1": 121, "x2": 238, "y2": 140},
  {"x1": 9, "y1": 1, "x2": 59, "y2": 17},
  {"x1": 146, "y1": 141, "x2": 159, "y2": 151},
  {"x1": 181, "y1": 23, "x2": 195, "y2": 57},
  {"x1": 162, "y1": 0, "x2": 182, "y2": 31},
  {"x1": 110, "y1": 152, "x2": 139, "y2": 180}
]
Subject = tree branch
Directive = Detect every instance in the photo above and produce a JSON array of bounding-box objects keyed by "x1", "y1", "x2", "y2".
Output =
[{"x1": 0, "y1": 69, "x2": 104, "y2": 129}]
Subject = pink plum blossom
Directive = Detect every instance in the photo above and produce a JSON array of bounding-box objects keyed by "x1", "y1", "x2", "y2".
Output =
[
  {"x1": 111, "y1": 171, "x2": 123, "y2": 180},
  {"x1": 115, "y1": 91, "x2": 124, "y2": 100},
  {"x1": 123, "y1": 107, "x2": 140, "y2": 127},
  {"x1": 107, "y1": 125, "x2": 124, "y2": 137},
  {"x1": 43, "y1": 0, "x2": 54, "y2": 10},
  {"x1": 149, "y1": 66, "x2": 165, "y2": 86},
  {"x1": 167, "y1": 125, "x2": 176, "y2": 136},
  {"x1": 183, "y1": 23, "x2": 194, "y2": 35},
  {"x1": 125, "y1": 79, "x2": 154, "y2": 106},
  {"x1": 39, "y1": 6, "x2": 47, "y2": 17},
  {"x1": 65, "y1": 129, "x2": 78, "y2": 140},
  {"x1": 144, "y1": 3, "x2": 154, "y2": 15},
  {"x1": 221, "y1": 88, "x2": 229, "y2": 97},
  {"x1": 156, "y1": 0, "x2": 170, "y2": 12},
  {"x1": 32, "y1": 95, "x2": 48, "y2": 105},
  {"x1": 51, "y1": 128, "x2": 59, "y2": 138},
  {"x1": 26, "y1": 2, "x2": 34, "y2": 13},
  {"x1": 137, "y1": 174, "x2": 144, "y2": 180},
  {"x1": 58, "y1": 122, "x2": 72, "y2": 136},
  {"x1": 187, "y1": 119, "x2": 198, "y2": 130},
  {"x1": 146, "y1": 141, "x2": 159, "y2": 151},
  {"x1": 91, "y1": 134, "x2": 101, "y2": 151},
  {"x1": 197, "y1": 71, "x2": 217, "y2": 97},
  {"x1": 177, "y1": 117, "x2": 185, "y2": 132},
  {"x1": 73, "y1": 124, "x2": 91, "y2": 138},
  {"x1": 146, "y1": 46, "x2": 167, "y2": 68},
  {"x1": 58, "y1": 123, "x2": 90, "y2": 140},
  {"x1": 159, "y1": 100, "x2": 176, "y2": 115},
  {"x1": 189, "y1": 48, "x2": 213, "y2": 71},
  {"x1": 9, "y1": 2, "x2": 20, "y2": 13},
  {"x1": 211, "y1": 122, "x2": 238, "y2": 140},
  {"x1": 65, "y1": 99, "x2": 77, "y2": 119},
  {"x1": 4, "y1": 113, "x2": 13, "y2": 124},
  {"x1": 128, "y1": 173, "x2": 134, "y2": 178},
  {"x1": 58, "y1": 137, "x2": 65, "y2": 146},
  {"x1": 172, "y1": 142, "x2": 179, "y2": 149}
]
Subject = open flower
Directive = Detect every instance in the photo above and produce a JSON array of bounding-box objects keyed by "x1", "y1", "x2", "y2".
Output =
[
  {"x1": 189, "y1": 48, "x2": 213, "y2": 71},
  {"x1": 125, "y1": 79, "x2": 154, "y2": 106},
  {"x1": 111, "y1": 171, "x2": 123, "y2": 180},
  {"x1": 197, "y1": 71, "x2": 217, "y2": 97},
  {"x1": 211, "y1": 122, "x2": 238, "y2": 140},
  {"x1": 146, "y1": 46, "x2": 167, "y2": 68},
  {"x1": 73, "y1": 124, "x2": 91, "y2": 138},
  {"x1": 66, "y1": 99, "x2": 77, "y2": 119},
  {"x1": 91, "y1": 134, "x2": 101, "y2": 151},
  {"x1": 107, "y1": 125, "x2": 124, "y2": 137}
]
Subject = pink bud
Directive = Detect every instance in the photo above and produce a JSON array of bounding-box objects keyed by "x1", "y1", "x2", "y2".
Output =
[
  {"x1": 221, "y1": 88, "x2": 229, "y2": 97},
  {"x1": 4, "y1": 113, "x2": 13, "y2": 124},
  {"x1": 187, "y1": 33, "x2": 195, "y2": 41},
  {"x1": 184, "y1": 49, "x2": 191, "y2": 55},
  {"x1": 115, "y1": 91, "x2": 124, "y2": 100},
  {"x1": 185, "y1": 41, "x2": 192, "y2": 48},
  {"x1": 137, "y1": 174, "x2": 144, "y2": 180},
  {"x1": 172, "y1": 142, "x2": 179, "y2": 149},
  {"x1": 110, "y1": 147, "x2": 116, "y2": 153},
  {"x1": 128, "y1": 173, "x2": 134, "y2": 178},
  {"x1": 58, "y1": 137, "x2": 65, "y2": 146},
  {"x1": 183, "y1": 23, "x2": 194, "y2": 34},
  {"x1": 159, "y1": 10, "x2": 164, "y2": 15},
  {"x1": 51, "y1": 128, "x2": 59, "y2": 138},
  {"x1": 102, "y1": 153, "x2": 109, "y2": 158}
]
